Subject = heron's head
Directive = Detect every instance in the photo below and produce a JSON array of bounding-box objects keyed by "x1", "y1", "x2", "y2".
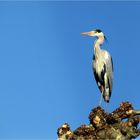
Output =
[
  {"x1": 81, "y1": 29, "x2": 106, "y2": 39},
  {"x1": 81, "y1": 29, "x2": 107, "y2": 46}
]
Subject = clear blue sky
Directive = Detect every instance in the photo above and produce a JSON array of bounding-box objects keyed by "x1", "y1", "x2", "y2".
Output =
[{"x1": 0, "y1": 1, "x2": 139, "y2": 139}]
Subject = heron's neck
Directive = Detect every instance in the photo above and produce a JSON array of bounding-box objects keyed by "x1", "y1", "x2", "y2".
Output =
[
  {"x1": 94, "y1": 36, "x2": 104, "y2": 56},
  {"x1": 94, "y1": 36, "x2": 104, "y2": 47}
]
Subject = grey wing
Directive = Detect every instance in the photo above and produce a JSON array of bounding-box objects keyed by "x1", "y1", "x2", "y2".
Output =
[
  {"x1": 104, "y1": 51, "x2": 113, "y2": 93},
  {"x1": 92, "y1": 55, "x2": 105, "y2": 94}
]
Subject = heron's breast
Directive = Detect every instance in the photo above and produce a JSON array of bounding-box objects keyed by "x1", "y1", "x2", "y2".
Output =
[{"x1": 93, "y1": 58, "x2": 104, "y2": 75}]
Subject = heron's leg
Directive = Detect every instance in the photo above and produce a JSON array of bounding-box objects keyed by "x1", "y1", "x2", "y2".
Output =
[
  {"x1": 106, "y1": 102, "x2": 108, "y2": 113},
  {"x1": 99, "y1": 93, "x2": 103, "y2": 106}
]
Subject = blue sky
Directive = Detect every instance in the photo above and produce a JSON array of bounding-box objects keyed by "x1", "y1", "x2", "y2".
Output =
[{"x1": 0, "y1": 1, "x2": 139, "y2": 139}]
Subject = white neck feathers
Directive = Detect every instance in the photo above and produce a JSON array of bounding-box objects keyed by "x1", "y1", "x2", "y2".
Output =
[
  {"x1": 94, "y1": 35, "x2": 105, "y2": 48},
  {"x1": 94, "y1": 36, "x2": 105, "y2": 57}
]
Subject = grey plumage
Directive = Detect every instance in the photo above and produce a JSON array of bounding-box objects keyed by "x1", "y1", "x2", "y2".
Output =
[
  {"x1": 82, "y1": 29, "x2": 113, "y2": 105},
  {"x1": 93, "y1": 50, "x2": 113, "y2": 103}
]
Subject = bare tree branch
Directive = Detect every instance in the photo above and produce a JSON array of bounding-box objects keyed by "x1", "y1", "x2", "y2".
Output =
[{"x1": 57, "y1": 101, "x2": 140, "y2": 140}]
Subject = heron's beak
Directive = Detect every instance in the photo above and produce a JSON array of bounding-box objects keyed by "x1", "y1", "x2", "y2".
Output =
[{"x1": 81, "y1": 31, "x2": 95, "y2": 36}]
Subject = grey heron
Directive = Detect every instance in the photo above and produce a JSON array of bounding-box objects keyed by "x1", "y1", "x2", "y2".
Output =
[{"x1": 81, "y1": 29, "x2": 113, "y2": 110}]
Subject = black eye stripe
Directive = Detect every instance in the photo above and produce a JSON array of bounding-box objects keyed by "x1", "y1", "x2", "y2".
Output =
[
  {"x1": 95, "y1": 29, "x2": 102, "y2": 33},
  {"x1": 94, "y1": 29, "x2": 107, "y2": 40}
]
